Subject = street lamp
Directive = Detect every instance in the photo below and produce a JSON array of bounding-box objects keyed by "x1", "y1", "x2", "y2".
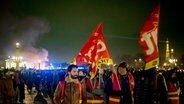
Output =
[
  {"x1": 138, "y1": 58, "x2": 142, "y2": 62},
  {"x1": 170, "y1": 49, "x2": 174, "y2": 59},
  {"x1": 163, "y1": 62, "x2": 167, "y2": 66},
  {"x1": 16, "y1": 42, "x2": 20, "y2": 48},
  {"x1": 15, "y1": 42, "x2": 21, "y2": 70}
]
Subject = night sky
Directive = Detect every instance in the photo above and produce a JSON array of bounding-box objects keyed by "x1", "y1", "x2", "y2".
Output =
[{"x1": 0, "y1": 0, "x2": 183, "y2": 64}]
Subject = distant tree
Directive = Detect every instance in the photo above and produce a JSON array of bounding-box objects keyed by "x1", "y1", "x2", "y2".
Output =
[
  {"x1": 114, "y1": 53, "x2": 144, "y2": 67},
  {"x1": 135, "y1": 53, "x2": 144, "y2": 59},
  {"x1": 114, "y1": 54, "x2": 132, "y2": 64}
]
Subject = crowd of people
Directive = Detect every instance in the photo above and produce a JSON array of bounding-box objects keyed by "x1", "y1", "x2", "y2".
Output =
[{"x1": 0, "y1": 62, "x2": 184, "y2": 104}]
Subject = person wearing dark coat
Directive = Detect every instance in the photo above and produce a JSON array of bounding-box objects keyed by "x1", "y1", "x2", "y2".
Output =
[
  {"x1": 1, "y1": 70, "x2": 15, "y2": 104},
  {"x1": 104, "y1": 62, "x2": 134, "y2": 104},
  {"x1": 165, "y1": 67, "x2": 180, "y2": 104},
  {"x1": 18, "y1": 72, "x2": 25, "y2": 104},
  {"x1": 134, "y1": 67, "x2": 168, "y2": 104}
]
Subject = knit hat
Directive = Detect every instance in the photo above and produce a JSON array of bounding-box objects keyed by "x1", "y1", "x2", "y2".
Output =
[{"x1": 118, "y1": 62, "x2": 127, "y2": 68}]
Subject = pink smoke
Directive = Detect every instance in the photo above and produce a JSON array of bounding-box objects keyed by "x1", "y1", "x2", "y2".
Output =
[{"x1": 22, "y1": 47, "x2": 49, "y2": 69}]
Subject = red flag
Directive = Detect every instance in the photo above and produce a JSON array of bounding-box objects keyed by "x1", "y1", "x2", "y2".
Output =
[
  {"x1": 139, "y1": 4, "x2": 160, "y2": 70},
  {"x1": 75, "y1": 23, "x2": 113, "y2": 79}
]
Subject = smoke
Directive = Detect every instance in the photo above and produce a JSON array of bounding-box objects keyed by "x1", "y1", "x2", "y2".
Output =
[
  {"x1": 0, "y1": 12, "x2": 50, "y2": 68},
  {"x1": 18, "y1": 17, "x2": 50, "y2": 47},
  {"x1": 22, "y1": 48, "x2": 49, "y2": 68}
]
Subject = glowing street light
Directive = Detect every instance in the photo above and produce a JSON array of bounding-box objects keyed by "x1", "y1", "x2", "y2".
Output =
[
  {"x1": 169, "y1": 59, "x2": 173, "y2": 63},
  {"x1": 163, "y1": 63, "x2": 167, "y2": 66},
  {"x1": 16, "y1": 42, "x2": 20, "y2": 48},
  {"x1": 15, "y1": 42, "x2": 21, "y2": 70},
  {"x1": 171, "y1": 49, "x2": 174, "y2": 52},
  {"x1": 138, "y1": 58, "x2": 142, "y2": 62}
]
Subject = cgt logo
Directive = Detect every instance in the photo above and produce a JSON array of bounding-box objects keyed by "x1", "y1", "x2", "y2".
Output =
[{"x1": 140, "y1": 27, "x2": 158, "y2": 56}]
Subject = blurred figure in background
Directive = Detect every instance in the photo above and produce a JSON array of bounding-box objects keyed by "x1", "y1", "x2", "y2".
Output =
[
  {"x1": 18, "y1": 70, "x2": 25, "y2": 104},
  {"x1": 86, "y1": 69, "x2": 105, "y2": 104},
  {"x1": 78, "y1": 70, "x2": 86, "y2": 83},
  {"x1": 134, "y1": 67, "x2": 168, "y2": 104},
  {"x1": 1, "y1": 69, "x2": 15, "y2": 104},
  {"x1": 176, "y1": 68, "x2": 184, "y2": 104},
  {"x1": 165, "y1": 67, "x2": 180, "y2": 104},
  {"x1": 27, "y1": 69, "x2": 34, "y2": 94}
]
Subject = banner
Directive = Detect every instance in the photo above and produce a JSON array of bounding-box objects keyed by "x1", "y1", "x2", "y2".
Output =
[
  {"x1": 75, "y1": 23, "x2": 113, "y2": 79},
  {"x1": 139, "y1": 4, "x2": 160, "y2": 70}
]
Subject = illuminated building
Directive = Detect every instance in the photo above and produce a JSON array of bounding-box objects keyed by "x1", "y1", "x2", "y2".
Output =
[
  {"x1": 163, "y1": 39, "x2": 177, "y2": 68},
  {"x1": 165, "y1": 38, "x2": 170, "y2": 62}
]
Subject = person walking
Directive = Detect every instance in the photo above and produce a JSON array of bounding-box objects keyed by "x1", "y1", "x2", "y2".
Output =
[
  {"x1": 53, "y1": 64, "x2": 87, "y2": 104},
  {"x1": 105, "y1": 62, "x2": 134, "y2": 104}
]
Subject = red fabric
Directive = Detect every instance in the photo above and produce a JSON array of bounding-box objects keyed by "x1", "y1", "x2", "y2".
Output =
[
  {"x1": 94, "y1": 80, "x2": 99, "y2": 89},
  {"x1": 109, "y1": 101, "x2": 119, "y2": 104},
  {"x1": 111, "y1": 72, "x2": 134, "y2": 91},
  {"x1": 128, "y1": 73, "x2": 135, "y2": 91},
  {"x1": 138, "y1": 4, "x2": 160, "y2": 68},
  {"x1": 86, "y1": 79, "x2": 92, "y2": 89},
  {"x1": 109, "y1": 102, "x2": 119, "y2": 104},
  {"x1": 167, "y1": 81, "x2": 179, "y2": 104},
  {"x1": 59, "y1": 81, "x2": 65, "y2": 100},
  {"x1": 75, "y1": 23, "x2": 113, "y2": 79},
  {"x1": 86, "y1": 78, "x2": 103, "y2": 104},
  {"x1": 110, "y1": 73, "x2": 134, "y2": 104},
  {"x1": 168, "y1": 81, "x2": 177, "y2": 92},
  {"x1": 111, "y1": 73, "x2": 121, "y2": 91},
  {"x1": 86, "y1": 78, "x2": 100, "y2": 89},
  {"x1": 110, "y1": 73, "x2": 135, "y2": 104}
]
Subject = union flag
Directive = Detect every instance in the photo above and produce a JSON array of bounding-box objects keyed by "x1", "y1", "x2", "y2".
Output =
[
  {"x1": 139, "y1": 4, "x2": 160, "y2": 70},
  {"x1": 74, "y1": 23, "x2": 113, "y2": 79}
]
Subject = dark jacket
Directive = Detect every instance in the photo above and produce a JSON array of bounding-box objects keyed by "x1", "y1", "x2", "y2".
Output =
[
  {"x1": 104, "y1": 72, "x2": 134, "y2": 104},
  {"x1": 134, "y1": 68, "x2": 168, "y2": 104}
]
